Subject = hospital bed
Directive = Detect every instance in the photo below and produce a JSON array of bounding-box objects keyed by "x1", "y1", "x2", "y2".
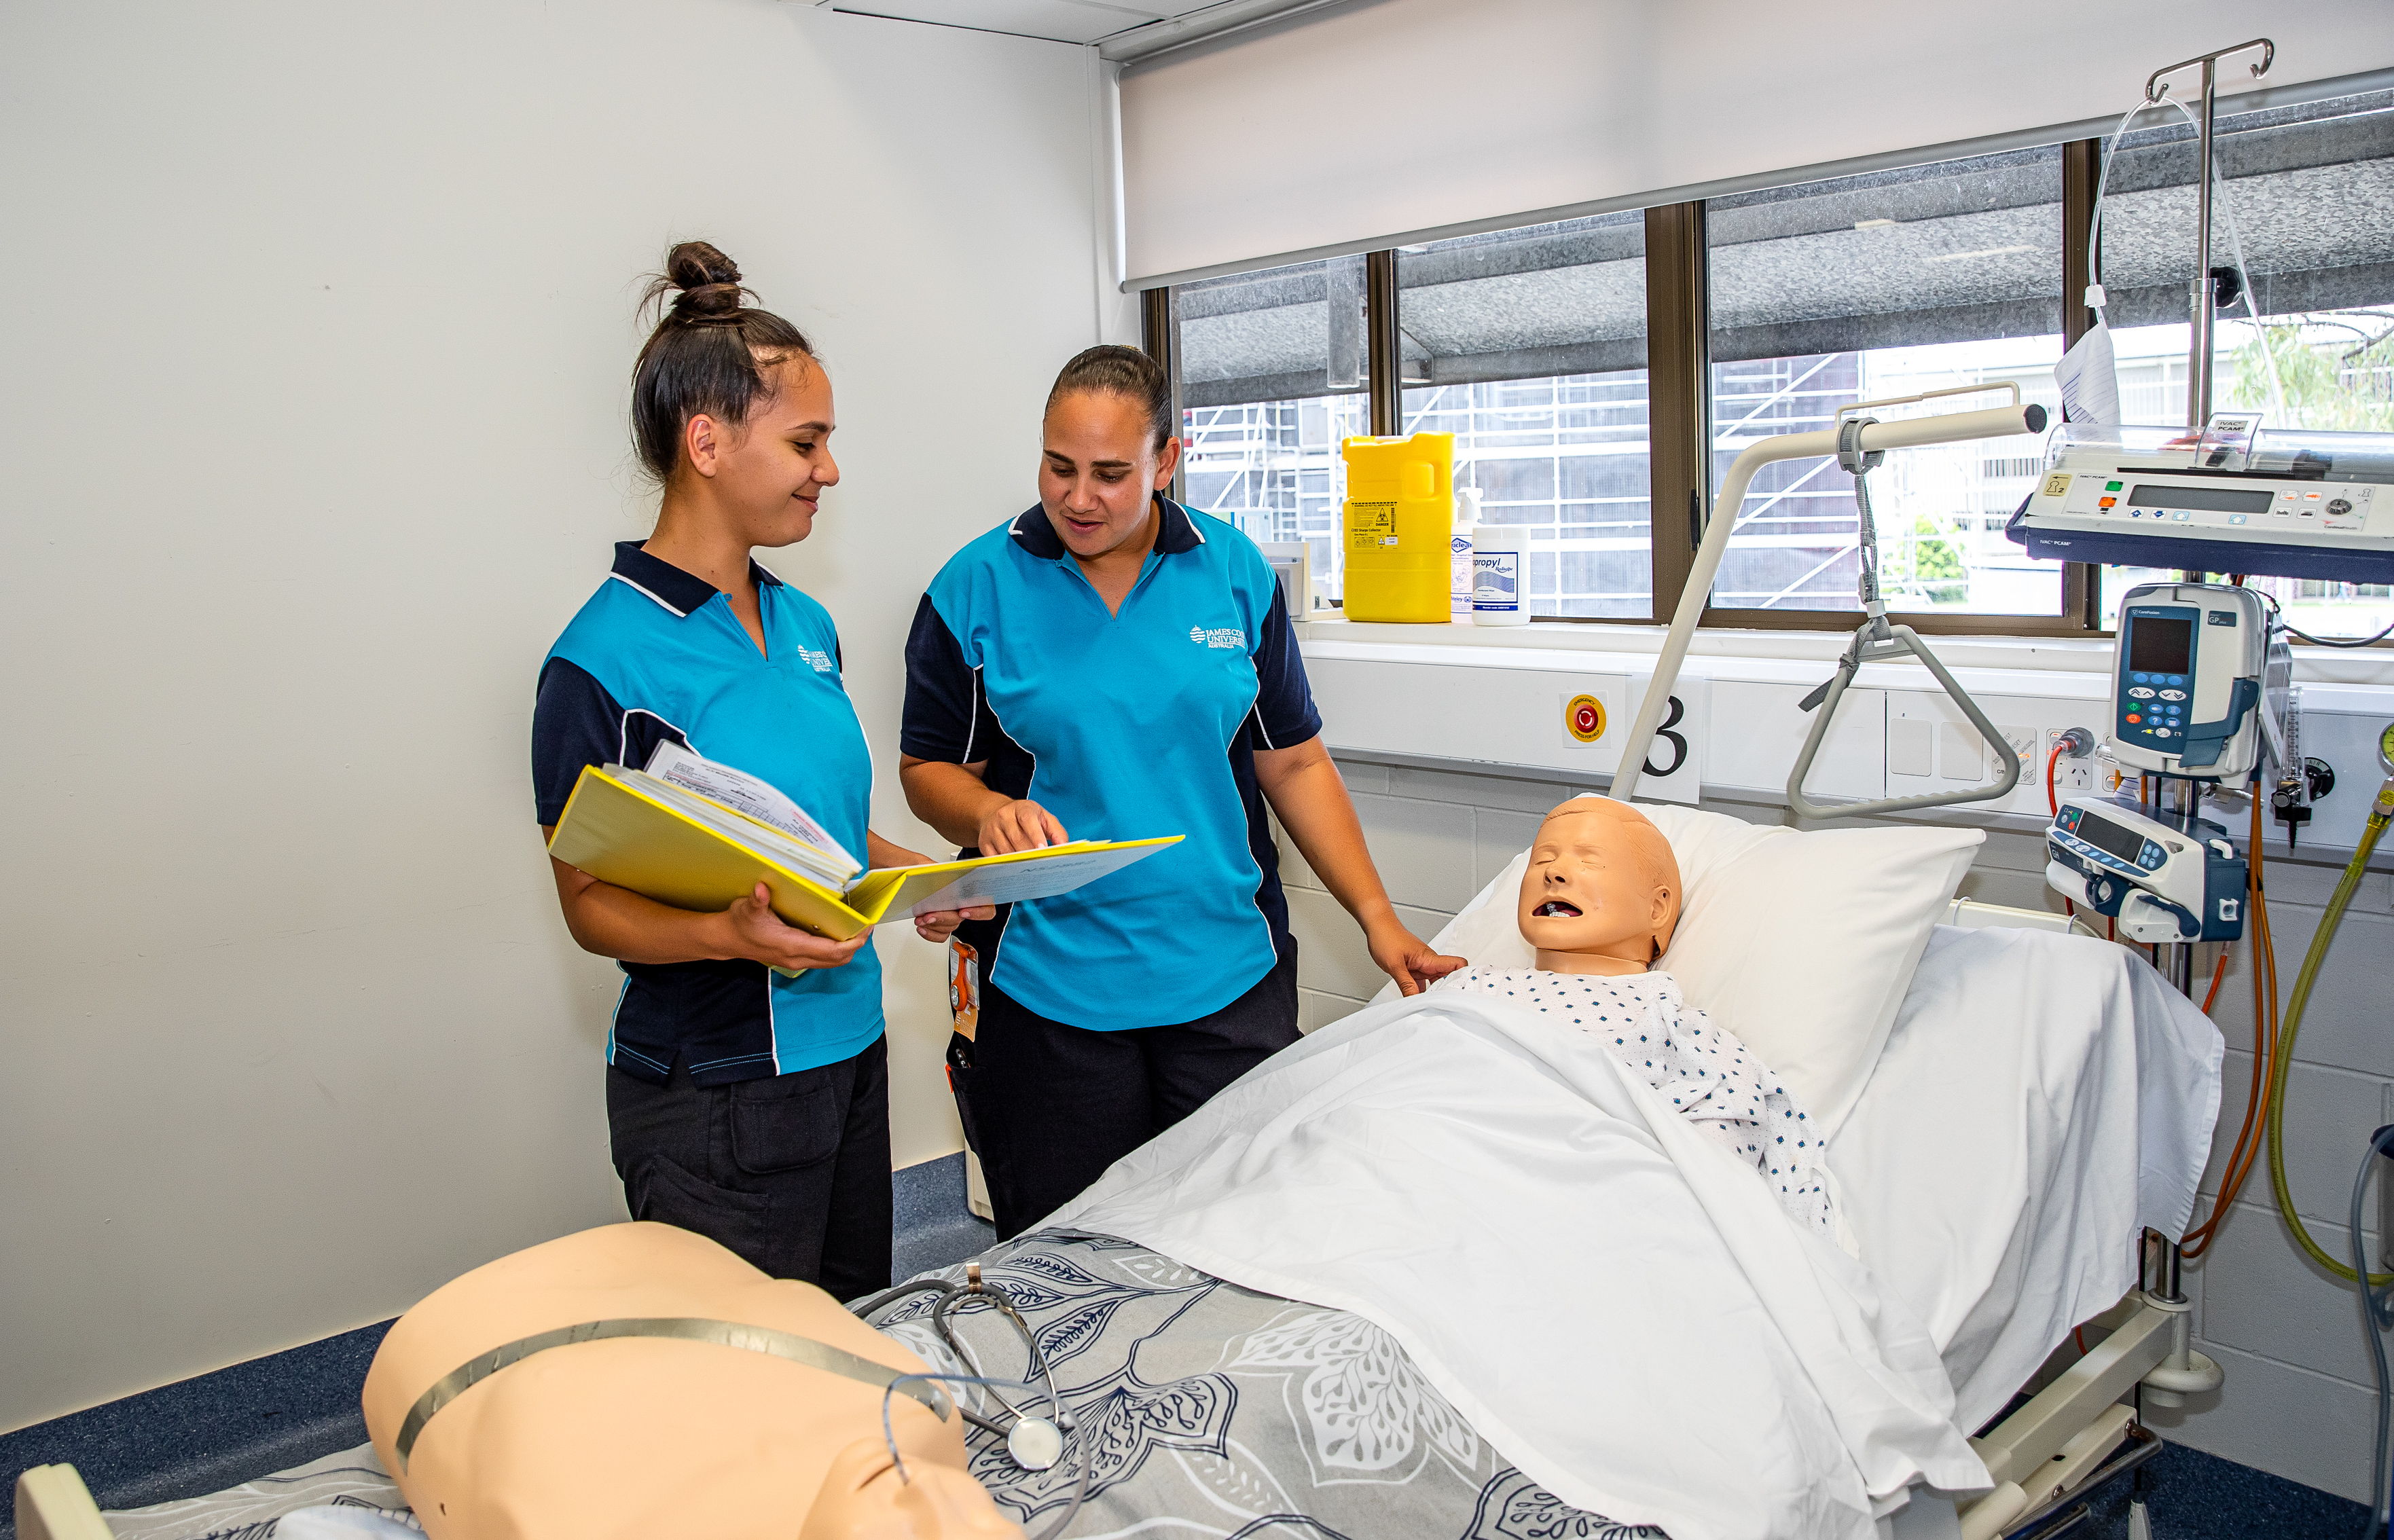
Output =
[
  {"x1": 896, "y1": 904, "x2": 2219, "y2": 1540},
  {"x1": 31, "y1": 850, "x2": 2221, "y2": 1540}
]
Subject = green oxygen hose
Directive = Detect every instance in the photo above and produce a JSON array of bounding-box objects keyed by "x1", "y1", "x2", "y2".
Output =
[{"x1": 2265, "y1": 765, "x2": 2394, "y2": 1287}]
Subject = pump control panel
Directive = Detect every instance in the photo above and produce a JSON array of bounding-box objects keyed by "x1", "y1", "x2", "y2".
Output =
[{"x1": 2047, "y1": 793, "x2": 2246, "y2": 943}]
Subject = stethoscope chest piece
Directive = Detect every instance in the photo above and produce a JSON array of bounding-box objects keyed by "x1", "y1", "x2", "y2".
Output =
[{"x1": 1006, "y1": 1416, "x2": 1064, "y2": 1471}]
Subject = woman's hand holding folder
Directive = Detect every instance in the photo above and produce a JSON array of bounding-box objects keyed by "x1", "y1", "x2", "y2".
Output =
[
  {"x1": 864, "y1": 832, "x2": 997, "y2": 945},
  {"x1": 719, "y1": 883, "x2": 875, "y2": 972},
  {"x1": 549, "y1": 840, "x2": 877, "y2": 974}
]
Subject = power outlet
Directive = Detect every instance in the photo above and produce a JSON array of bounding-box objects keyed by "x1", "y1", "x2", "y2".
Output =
[{"x1": 2044, "y1": 728, "x2": 2096, "y2": 795}]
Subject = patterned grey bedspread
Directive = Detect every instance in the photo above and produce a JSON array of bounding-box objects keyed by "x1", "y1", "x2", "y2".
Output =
[
  {"x1": 106, "y1": 1232, "x2": 1662, "y2": 1540},
  {"x1": 871, "y1": 1231, "x2": 1663, "y2": 1540}
]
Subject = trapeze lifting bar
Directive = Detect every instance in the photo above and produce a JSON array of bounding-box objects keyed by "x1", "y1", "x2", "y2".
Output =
[{"x1": 1612, "y1": 393, "x2": 2048, "y2": 809}]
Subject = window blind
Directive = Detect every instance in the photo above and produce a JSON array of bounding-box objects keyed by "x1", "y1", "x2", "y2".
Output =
[{"x1": 1118, "y1": 0, "x2": 2392, "y2": 289}]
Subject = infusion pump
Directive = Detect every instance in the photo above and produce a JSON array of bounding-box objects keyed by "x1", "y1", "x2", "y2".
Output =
[
  {"x1": 2046, "y1": 793, "x2": 2246, "y2": 943},
  {"x1": 2010, "y1": 424, "x2": 2394, "y2": 585},
  {"x1": 2109, "y1": 581, "x2": 2289, "y2": 780}
]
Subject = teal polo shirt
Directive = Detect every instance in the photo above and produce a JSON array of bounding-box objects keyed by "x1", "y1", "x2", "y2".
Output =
[
  {"x1": 532, "y1": 543, "x2": 884, "y2": 1085},
  {"x1": 900, "y1": 496, "x2": 1322, "y2": 1029}
]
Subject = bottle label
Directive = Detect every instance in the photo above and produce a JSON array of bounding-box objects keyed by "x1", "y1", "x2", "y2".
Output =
[
  {"x1": 1473, "y1": 550, "x2": 1519, "y2": 610},
  {"x1": 1348, "y1": 501, "x2": 1397, "y2": 551},
  {"x1": 1451, "y1": 535, "x2": 1473, "y2": 614}
]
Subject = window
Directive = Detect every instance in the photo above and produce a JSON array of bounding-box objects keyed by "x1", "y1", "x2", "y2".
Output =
[
  {"x1": 1704, "y1": 146, "x2": 2067, "y2": 618},
  {"x1": 1148, "y1": 75, "x2": 2393, "y2": 642},
  {"x1": 1397, "y1": 213, "x2": 1652, "y2": 617},
  {"x1": 1174, "y1": 255, "x2": 1370, "y2": 606},
  {"x1": 2092, "y1": 89, "x2": 2394, "y2": 636}
]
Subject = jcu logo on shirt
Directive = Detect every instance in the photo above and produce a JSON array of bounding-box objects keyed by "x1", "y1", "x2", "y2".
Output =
[
  {"x1": 795, "y1": 646, "x2": 837, "y2": 675},
  {"x1": 1189, "y1": 625, "x2": 1246, "y2": 650}
]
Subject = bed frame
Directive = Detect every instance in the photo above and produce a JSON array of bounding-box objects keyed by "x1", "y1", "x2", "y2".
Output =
[{"x1": 15, "y1": 1463, "x2": 113, "y2": 1540}]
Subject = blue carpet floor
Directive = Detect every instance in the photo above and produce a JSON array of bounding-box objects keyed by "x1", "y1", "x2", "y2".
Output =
[
  {"x1": 2061, "y1": 1441, "x2": 2368, "y2": 1538},
  {"x1": 0, "y1": 1152, "x2": 993, "y2": 1537}
]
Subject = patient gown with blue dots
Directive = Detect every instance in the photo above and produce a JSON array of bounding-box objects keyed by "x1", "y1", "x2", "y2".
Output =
[{"x1": 1432, "y1": 967, "x2": 1836, "y2": 1235}]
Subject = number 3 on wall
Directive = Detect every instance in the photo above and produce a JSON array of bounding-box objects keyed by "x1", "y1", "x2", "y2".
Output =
[
  {"x1": 1627, "y1": 676, "x2": 1707, "y2": 805},
  {"x1": 1643, "y1": 695, "x2": 1688, "y2": 778}
]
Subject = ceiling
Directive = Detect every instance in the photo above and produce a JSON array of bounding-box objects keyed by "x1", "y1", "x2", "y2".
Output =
[{"x1": 808, "y1": 0, "x2": 1337, "y2": 60}]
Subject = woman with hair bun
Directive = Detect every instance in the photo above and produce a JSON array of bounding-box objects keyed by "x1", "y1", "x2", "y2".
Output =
[
  {"x1": 531, "y1": 241, "x2": 987, "y2": 1296},
  {"x1": 899, "y1": 345, "x2": 1464, "y2": 1239}
]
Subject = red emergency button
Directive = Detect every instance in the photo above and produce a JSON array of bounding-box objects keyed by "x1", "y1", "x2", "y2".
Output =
[{"x1": 2126, "y1": 712, "x2": 2142, "y2": 724}]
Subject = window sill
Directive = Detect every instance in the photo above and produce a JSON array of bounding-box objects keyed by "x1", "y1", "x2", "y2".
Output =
[{"x1": 1294, "y1": 613, "x2": 2394, "y2": 689}]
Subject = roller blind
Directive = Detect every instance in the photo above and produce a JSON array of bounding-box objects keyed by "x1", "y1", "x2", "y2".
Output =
[{"x1": 1119, "y1": 0, "x2": 2394, "y2": 288}]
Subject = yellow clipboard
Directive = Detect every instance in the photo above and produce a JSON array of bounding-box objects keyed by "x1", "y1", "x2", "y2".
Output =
[{"x1": 546, "y1": 765, "x2": 1180, "y2": 942}]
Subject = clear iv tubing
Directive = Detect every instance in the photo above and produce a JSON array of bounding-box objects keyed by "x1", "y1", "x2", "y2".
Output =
[
  {"x1": 2264, "y1": 776, "x2": 2394, "y2": 1287},
  {"x1": 2084, "y1": 94, "x2": 2287, "y2": 422}
]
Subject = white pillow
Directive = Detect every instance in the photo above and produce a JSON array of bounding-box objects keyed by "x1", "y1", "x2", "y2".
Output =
[{"x1": 1390, "y1": 799, "x2": 1982, "y2": 1137}]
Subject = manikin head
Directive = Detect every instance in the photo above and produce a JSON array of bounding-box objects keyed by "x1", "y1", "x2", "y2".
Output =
[{"x1": 1516, "y1": 799, "x2": 1682, "y2": 976}]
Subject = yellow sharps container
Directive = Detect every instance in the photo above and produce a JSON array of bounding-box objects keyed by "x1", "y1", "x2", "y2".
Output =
[{"x1": 1340, "y1": 432, "x2": 1454, "y2": 622}]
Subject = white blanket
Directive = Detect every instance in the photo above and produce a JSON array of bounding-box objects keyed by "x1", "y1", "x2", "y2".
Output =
[
  {"x1": 1049, "y1": 993, "x2": 1988, "y2": 1540},
  {"x1": 1832, "y1": 925, "x2": 2224, "y2": 1427}
]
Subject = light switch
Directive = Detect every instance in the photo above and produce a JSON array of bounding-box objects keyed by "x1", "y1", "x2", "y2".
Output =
[
  {"x1": 1890, "y1": 718, "x2": 1934, "y2": 777},
  {"x1": 1940, "y1": 722, "x2": 1985, "y2": 780}
]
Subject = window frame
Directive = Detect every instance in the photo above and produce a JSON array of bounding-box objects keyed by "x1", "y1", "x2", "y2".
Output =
[{"x1": 1144, "y1": 139, "x2": 2113, "y2": 639}]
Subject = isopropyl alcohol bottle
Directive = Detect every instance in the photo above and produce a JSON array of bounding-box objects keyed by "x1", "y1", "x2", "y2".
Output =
[{"x1": 1472, "y1": 521, "x2": 1528, "y2": 626}]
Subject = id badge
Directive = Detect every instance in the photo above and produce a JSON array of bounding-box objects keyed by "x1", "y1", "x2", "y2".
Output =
[{"x1": 947, "y1": 940, "x2": 981, "y2": 1042}]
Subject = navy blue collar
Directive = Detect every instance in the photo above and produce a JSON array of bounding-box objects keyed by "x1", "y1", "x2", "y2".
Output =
[
  {"x1": 610, "y1": 540, "x2": 784, "y2": 619},
  {"x1": 1007, "y1": 495, "x2": 1204, "y2": 562}
]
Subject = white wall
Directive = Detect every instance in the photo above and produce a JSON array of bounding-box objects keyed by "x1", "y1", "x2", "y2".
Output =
[
  {"x1": 1121, "y1": 0, "x2": 2394, "y2": 282},
  {"x1": 1291, "y1": 752, "x2": 2389, "y2": 1503},
  {"x1": 0, "y1": 0, "x2": 1105, "y2": 1431}
]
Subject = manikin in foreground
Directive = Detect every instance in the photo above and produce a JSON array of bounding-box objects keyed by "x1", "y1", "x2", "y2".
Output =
[
  {"x1": 361, "y1": 1223, "x2": 1023, "y2": 1540},
  {"x1": 1430, "y1": 797, "x2": 1836, "y2": 1230}
]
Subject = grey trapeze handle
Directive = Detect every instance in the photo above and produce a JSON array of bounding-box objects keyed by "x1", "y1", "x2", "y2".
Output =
[
  {"x1": 1786, "y1": 623, "x2": 2022, "y2": 821},
  {"x1": 395, "y1": 1316, "x2": 951, "y2": 1471}
]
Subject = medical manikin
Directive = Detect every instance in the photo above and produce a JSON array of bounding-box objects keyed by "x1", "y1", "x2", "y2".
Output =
[
  {"x1": 361, "y1": 1223, "x2": 1023, "y2": 1540},
  {"x1": 1429, "y1": 799, "x2": 1836, "y2": 1230}
]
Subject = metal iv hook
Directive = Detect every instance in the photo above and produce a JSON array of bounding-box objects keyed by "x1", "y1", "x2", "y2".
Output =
[{"x1": 2143, "y1": 38, "x2": 2272, "y2": 105}]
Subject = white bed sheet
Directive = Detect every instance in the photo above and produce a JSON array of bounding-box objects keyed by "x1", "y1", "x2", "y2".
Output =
[
  {"x1": 1832, "y1": 924, "x2": 2223, "y2": 1430},
  {"x1": 1053, "y1": 989, "x2": 1988, "y2": 1540}
]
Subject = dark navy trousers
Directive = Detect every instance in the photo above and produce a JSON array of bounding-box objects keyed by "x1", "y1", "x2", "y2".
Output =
[
  {"x1": 605, "y1": 1035, "x2": 892, "y2": 1299},
  {"x1": 947, "y1": 935, "x2": 1299, "y2": 1241}
]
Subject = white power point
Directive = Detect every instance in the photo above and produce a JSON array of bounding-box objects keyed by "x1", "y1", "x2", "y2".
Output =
[{"x1": 2044, "y1": 728, "x2": 2097, "y2": 794}]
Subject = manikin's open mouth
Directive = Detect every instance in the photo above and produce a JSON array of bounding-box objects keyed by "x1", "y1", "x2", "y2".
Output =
[{"x1": 1532, "y1": 901, "x2": 1582, "y2": 918}]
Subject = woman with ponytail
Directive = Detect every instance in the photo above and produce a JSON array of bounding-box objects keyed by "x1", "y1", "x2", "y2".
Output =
[{"x1": 531, "y1": 242, "x2": 985, "y2": 1294}]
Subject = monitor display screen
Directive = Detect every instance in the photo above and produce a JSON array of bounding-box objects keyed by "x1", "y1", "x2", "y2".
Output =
[
  {"x1": 2126, "y1": 482, "x2": 2273, "y2": 515},
  {"x1": 2077, "y1": 810, "x2": 2147, "y2": 866},
  {"x1": 2128, "y1": 614, "x2": 2193, "y2": 675}
]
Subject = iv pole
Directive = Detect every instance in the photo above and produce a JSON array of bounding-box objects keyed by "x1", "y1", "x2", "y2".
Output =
[
  {"x1": 2145, "y1": 38, "x2": 2272, "y2": 430},
  {"x1": 2116, "y1": 47, "x2": 2275, "y2": 1538}
]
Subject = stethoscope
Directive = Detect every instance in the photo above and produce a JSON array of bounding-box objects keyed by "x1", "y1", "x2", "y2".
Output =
[{"x1": 850, "y1": 1261, "x2": 1074, "y2": 1470}]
